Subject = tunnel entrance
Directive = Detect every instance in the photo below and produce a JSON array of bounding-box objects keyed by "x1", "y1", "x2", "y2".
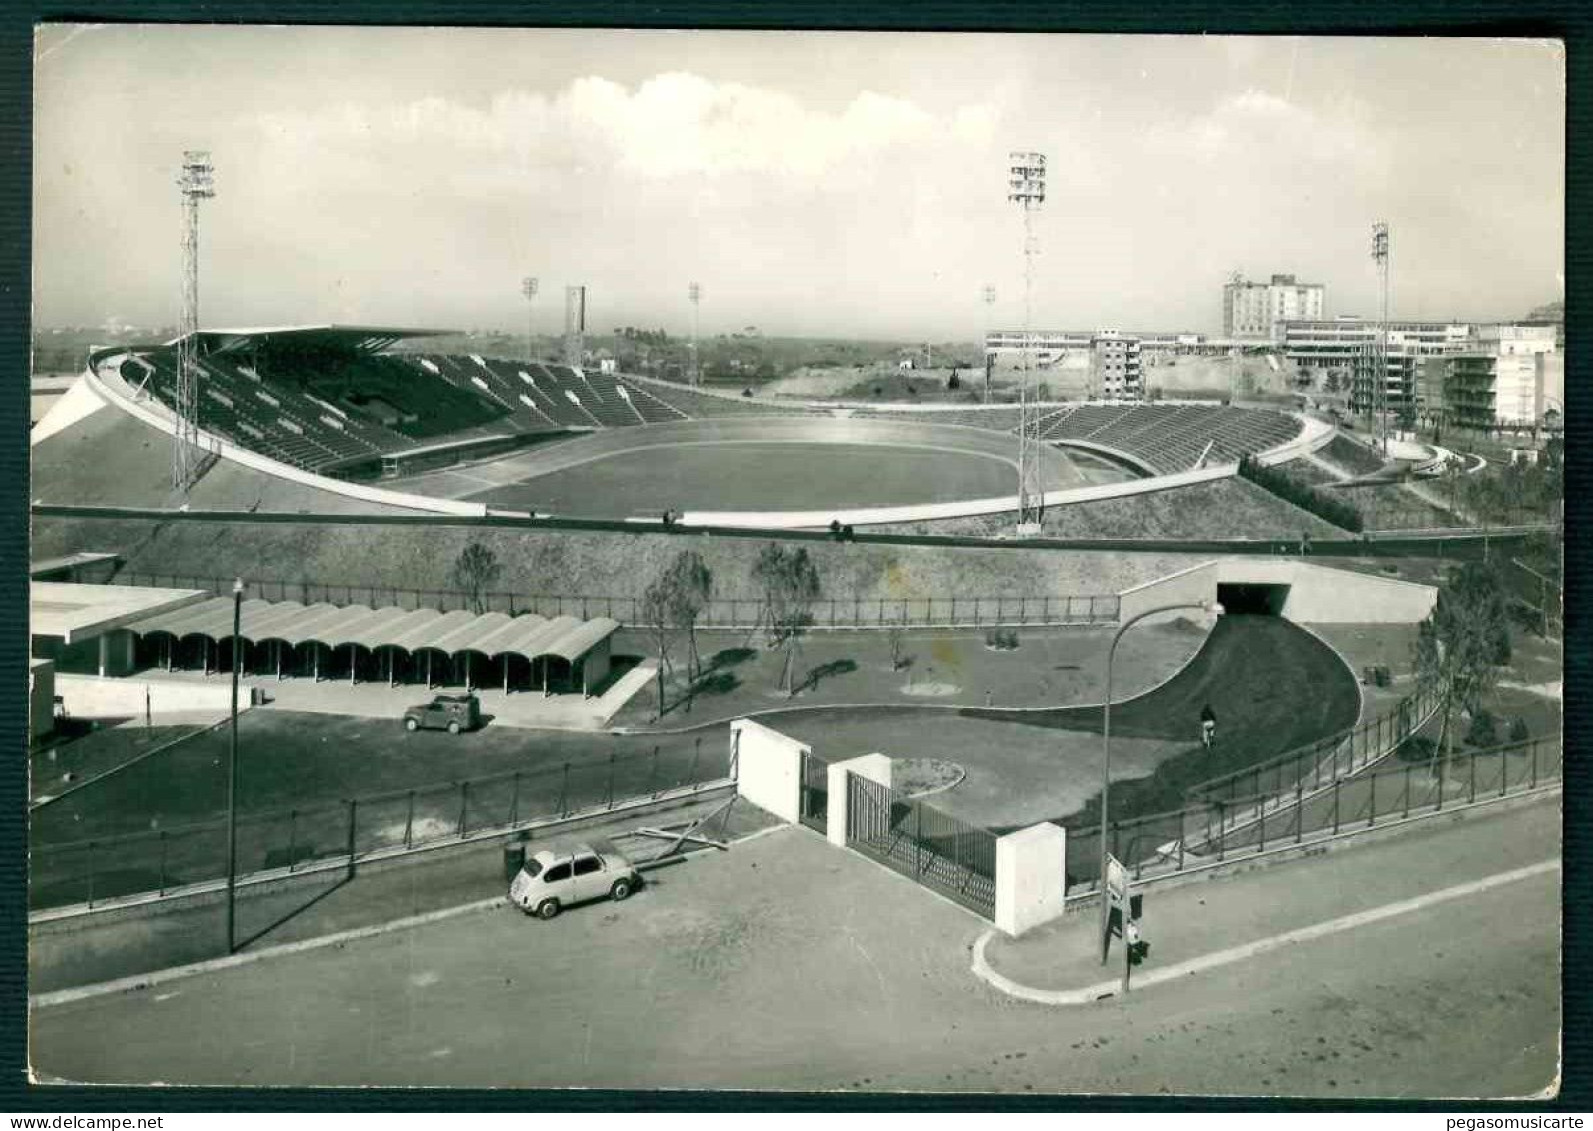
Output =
[{"x1": 1216, "y1": 581, "x2": 1291, "y2": 616}]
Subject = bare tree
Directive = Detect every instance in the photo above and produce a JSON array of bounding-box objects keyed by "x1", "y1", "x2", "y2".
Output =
[
  {"x1": 1414, "y1": 561, "x2": 1511, "y2": 781},
  {"x1": 662, "y1": 550, "x2": 713, "y2": 683},
  {"x1": 450, "y1": 541, "x2": 502, "y2": 615},
  {"x1": 752, "y1": 542, "x2": 821, "y2": 696},
  {"x1": 641, "y1": 574, "x2": 674, "y2": 715}
]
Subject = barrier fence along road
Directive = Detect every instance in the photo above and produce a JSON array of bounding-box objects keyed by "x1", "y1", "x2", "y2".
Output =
[
  {"x1": 109, "y1": 572, "x2": 1122, "y2": 629},
  {"x1": 1065, "y1": 734, "x2": 1561, "y2": 897},
  {"x1": 1189, "y1": 676, "x2": 1445, "y2": 807},
  {"x1": 29, "y1": 740, "x2": 733, "y2": 914}
]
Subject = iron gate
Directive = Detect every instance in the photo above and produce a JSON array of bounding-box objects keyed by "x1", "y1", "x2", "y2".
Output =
[
  {"x1": 799, "y1": 750, "x2": 828, "y2": 832},
  {"x1": 844, "y1": 771, "x2": 997, "y2": 918}
]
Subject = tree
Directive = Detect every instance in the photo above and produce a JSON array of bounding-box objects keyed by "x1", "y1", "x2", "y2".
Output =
[
  {"x1": 640, "y1": 574, "x2": 674, "y2": 715},
  {"x1": 450, "y1": 542, "x2": 502, "y2": 615},
  {"x1": 1414, "y1": 562, "x2": 1512, "y2": 777},
  {"x1": 751, "y1": 542, "x2": 822, "y2": 696},
  {"x1": 662, "y1": 550, "x2": 713, "y2": 684}
]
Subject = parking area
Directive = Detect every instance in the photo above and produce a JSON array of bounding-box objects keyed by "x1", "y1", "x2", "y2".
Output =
[{"x1": 30, "y1": 802, "x2": 1562, "y2": 1097}]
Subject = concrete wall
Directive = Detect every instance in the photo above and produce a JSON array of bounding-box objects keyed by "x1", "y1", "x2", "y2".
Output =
[
  {"x1": 30, "y1": 660, "x2": 55, "y2": 743},
  {"x1": 828, "y1": 753, "x2": 892, "y2": 847},
  {"x1": 1215, "y1": 559, "x2": 1437, "y2": 624},
  {"x1": 1122, "y1": 558, "x2": 1436, "y2": 626},
  {"x1": 581, "y1": 637, "x2": 612, "y2": 694},
  {"x1": 55, "y1": 673, "x2": 249, "y2": 721},
  {"x1": 995, "y1": 822, "x2": 1068, "y2": 937},
  {"x1": 730, "y1": 717, "x2": 810, "y2": 825},
  {"x1": 1117, "y1": 560, "x2": 1220, "y2": 624}
]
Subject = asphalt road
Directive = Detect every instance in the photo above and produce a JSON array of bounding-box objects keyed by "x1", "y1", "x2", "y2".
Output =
[{"x1": 30, "y1": 796, "x2": 1559, "y2": 1097}]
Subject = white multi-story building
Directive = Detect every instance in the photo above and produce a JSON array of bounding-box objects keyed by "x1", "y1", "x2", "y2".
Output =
[
  {"x1": 1479, "y1": 323, "x2": 1560, "y2": 425},
  {"x1": 1283, "y1": 317, "x2": 1473, "y2": 416},
  {"x1": 1223, "y1": 274, "x2": 1326, "y2": 341},
  {"x1": 985, "y1": 329, "x2": 1151, "y2": 399}
]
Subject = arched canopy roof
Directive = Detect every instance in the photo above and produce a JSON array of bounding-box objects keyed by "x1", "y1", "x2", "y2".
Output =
[{"x1": 124, "y1": 597, "x2": 619, "y2": 668}]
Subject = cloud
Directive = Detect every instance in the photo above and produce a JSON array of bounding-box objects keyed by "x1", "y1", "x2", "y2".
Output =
[
  {"x1": 252, "y1": 73, "x2": 988, "y2": 182},
  {"x1": 1154, "y1": 88, "x2": 1385, "y2": 171}
]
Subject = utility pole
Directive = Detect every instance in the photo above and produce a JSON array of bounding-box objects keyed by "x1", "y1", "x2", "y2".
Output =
[
  {"x1": 521, "y1": 276, "x2": 538, "y2": 361},
  {"x1": 1008, "y1": 152, "x2": 1047, "y2": 533},
  {"x1": 981, "y1": 285, "x2": 996, "y2": 404},
  {"x1": 689, "y1": 282, "x2": 702, "y2": 386},
  {"x1": 1372, "y1": 221, "x2": 1390, "y2": 453},
  {"x1": 173, "y1": 151, "x2": 215, "y2": 490}
]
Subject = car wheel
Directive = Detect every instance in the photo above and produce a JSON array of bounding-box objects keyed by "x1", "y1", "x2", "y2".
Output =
[
  {"x1": 610, "y1": 878, "x2": 633, "y2": 902},
  {"x1": 405, "y1": 718, "x2": 418, "y2": 732},
  {"x1": 535, "y1": 898, "x2": 560, "y2": 920},
  {"x1": 447, "y1": 720, "x2": 461, "y2": 735}
]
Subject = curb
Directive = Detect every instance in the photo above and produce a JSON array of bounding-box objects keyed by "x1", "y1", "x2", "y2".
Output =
[{"x1": 971, "y1": 857, "x2": 1560, "y2": 1006}]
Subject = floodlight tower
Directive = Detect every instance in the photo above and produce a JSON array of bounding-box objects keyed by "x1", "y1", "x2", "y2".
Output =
[
  {"x1": 981, "y1": 285, "x2": 996, "y2": 403},
  {"x1": 564, "y1": 285, "x2": 586, "y2": 368},
  {"x1": 521, "y1": 276, "x2": 539, "y2": 361},
  {"x1": 173, "y1": 150, "x2": 215, "y2": 490},
  {"x1": 1371, "y1": 221, "x2": 1390, "y2": 453},
  {"x1": 1008, "y1": 151, "x2": 1047, "y2": 531},
  {"x1": 689, "y1": 282, "x2": 702, "y2": 386}
]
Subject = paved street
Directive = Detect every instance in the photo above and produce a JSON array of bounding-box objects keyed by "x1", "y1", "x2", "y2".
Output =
[{"x1": 30, "y1": 794, "x2": 1559, "y2": 1097}]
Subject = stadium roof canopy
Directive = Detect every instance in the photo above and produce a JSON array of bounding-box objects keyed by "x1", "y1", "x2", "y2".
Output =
[
  {"x1": 30, "y1": 582, "x2": 210, "y2": 645},
  {"x1": 165, "y1": 325, "x2": 459, "y2": 355},
  {"x1": 121, "y1": 597, "x2": 619, "y2": 667}
]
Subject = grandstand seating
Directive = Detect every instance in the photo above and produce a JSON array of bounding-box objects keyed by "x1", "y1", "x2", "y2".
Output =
[
  {"x1": 115, "y1": 344, "x2": 1302, "y2": 484},
  {"x1": 615, "y1": 378, "x2": 815, "y2": 419},
  {"x1": 1030, "y1": 404, "x2": 1302, "y2": 473}
]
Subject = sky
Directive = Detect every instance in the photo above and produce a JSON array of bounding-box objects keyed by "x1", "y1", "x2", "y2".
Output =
[{"x1": 33, "y1": 27, "x2": 1564, "y2": 340}]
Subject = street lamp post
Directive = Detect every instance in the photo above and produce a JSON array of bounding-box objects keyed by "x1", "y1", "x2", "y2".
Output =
[
  {"x1": 227, "y1": 577, "x2": 243, "y2": 954},
  {"x1": 1099, "y1": 598, "x2": 1224, "y2": 964}
]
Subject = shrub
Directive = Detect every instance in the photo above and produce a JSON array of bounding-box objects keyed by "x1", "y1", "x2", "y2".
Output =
[
  {"x1": 1396, "y1": 735, "x2": 1437, "y2": 763},
  {"x1": 1508, "y1": 715, "x2": 1531, "y2": 743},
  {"x1": 1237, "y1": 455, "x2": 1365, "y2": 533},
  {"x1": 1465, "y1": 708, "x2": 1498, "y2": 748},
  {"x1": 984, "y1": 627, "x2": 1021, "y2": 651}
]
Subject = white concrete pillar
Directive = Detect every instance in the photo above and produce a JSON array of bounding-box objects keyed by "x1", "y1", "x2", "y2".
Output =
[
  {"x1": 995, "y1": 823, "x2": 1068, "y2": 937},
  {"x1": 827, "y1": 753, "x2": 893, "y2": 848},
  {"x1": 729, "y1": 718, "x2": 808, "y2": 824},
  {"x1": 98, "y1": 634, "x2": 109, "y2": 677}
]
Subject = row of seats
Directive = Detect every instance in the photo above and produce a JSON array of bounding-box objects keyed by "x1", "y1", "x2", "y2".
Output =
[
  {"x1": 613, "y1": 379, "x2": 814, "y2": 419},
  {"x1": 848, "y1": 406, "x2": 1028, "y2": 432},
  {"x1": 123, "y1": 353, "x2": 414, "y2": 472},
  {"x1": 1033, "y1": 404, "x2": 1303, "y2": 474}
]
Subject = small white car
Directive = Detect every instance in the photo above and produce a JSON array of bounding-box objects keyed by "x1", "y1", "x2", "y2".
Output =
[{"x1": 508, "y1": 842, "x2": 641, "y2": 919}]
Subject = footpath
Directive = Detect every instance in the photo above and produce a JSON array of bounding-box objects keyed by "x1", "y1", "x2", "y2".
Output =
[{"x1": 976, "y1": 790, "x2": 1559, "y2": 1004}]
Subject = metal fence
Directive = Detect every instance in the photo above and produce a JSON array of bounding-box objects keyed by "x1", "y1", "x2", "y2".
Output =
[
  {"x1": 29, "y1": 741, "x2": 734, "y2": 913},
  {"x1": 110, "y1": 571, "x2": 1121, "y2": 629},
  {"x1": 799, "y1": 750, "x2": 829, "y2": 833},
  {"x1": 844, "y1": 771, "x2": 998, "y2": 918},
  {"x1": 1065, "y1": 734, "x2": 1560, "y2": 896},
  {"x1": 1505, "y1": 558, "x2": 1564, "y2": 638},
  {"x1": 1188, "y1": 677, "x2": 1445, "y2": 807}
]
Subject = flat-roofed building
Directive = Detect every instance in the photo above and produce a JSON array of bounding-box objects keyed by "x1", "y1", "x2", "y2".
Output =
[
  {"x1": 1417, "y1": 352, "x2": 1497, "y2": 434},
  {"x1": 1480, "y1": 323, "x2": 1559, "y2": 426},
  {"x1": 1223, "y1": 274, "x2": 1325, "y2": 341}
]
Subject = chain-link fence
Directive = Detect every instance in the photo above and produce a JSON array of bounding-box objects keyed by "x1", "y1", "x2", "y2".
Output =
[
  {"x1": 29, "y1": 742, "x2": 734, "y2": 913},
  {"x1": 1065, "y1": 734, "x2": 1560, "y2": 895},
  {"x1": 109, "y1": 572, "x2": 1120, "y2": 629}
]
